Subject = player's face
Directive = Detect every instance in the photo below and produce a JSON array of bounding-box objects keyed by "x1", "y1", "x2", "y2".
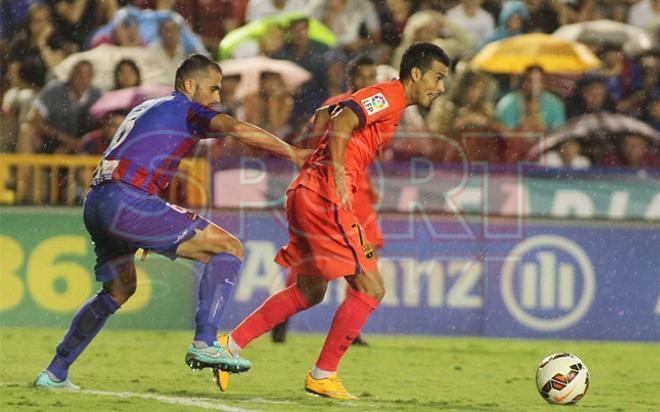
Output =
[
  {"x1": 414, "y1": 60, "x2": 448, "y2": 108},
  {"x1": 191, "y1": 67, "x2": 222, "y2": 107}
]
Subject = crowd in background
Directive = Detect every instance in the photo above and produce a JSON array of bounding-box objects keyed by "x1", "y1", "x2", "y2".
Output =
[{"x1": 1, "y1": 0, "x2": 659, "y2": 173}]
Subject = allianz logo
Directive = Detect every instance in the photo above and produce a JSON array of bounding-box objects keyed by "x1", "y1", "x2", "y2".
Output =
[{"x1": 501, "y1": 235, "x2": 596, "y2": 332}]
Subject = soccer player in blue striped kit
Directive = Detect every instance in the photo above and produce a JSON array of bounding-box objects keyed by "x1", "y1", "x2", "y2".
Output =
[{"x1": 34, "y1": 54, "x2": 311, "y2": 390}]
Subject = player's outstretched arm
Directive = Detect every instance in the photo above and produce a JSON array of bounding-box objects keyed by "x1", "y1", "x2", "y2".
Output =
[
  {"x1": 328, "y1": 107, "x2": 360, "y2": 211},
  {"x1": 209, "y1": 113, "x2": 310, "y2": 168}
]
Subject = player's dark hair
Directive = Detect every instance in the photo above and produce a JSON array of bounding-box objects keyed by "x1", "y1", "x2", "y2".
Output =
[
  {"x1": 175, "y1": 54, "x2": 222, "y2": 91},
  {"x1": 347, "y1": 55, "x2": 375, "y2": 80},
  {"x1": 399, "y1": 42, "x2": 450, "y2": 80}
]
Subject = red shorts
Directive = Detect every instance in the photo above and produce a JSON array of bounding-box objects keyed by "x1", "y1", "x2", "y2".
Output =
[
  {"x1": 275, "y1": 185, "x2": 378, "y2": 280},
  {"x1": 352, "y1": 187, "x2": 384, "y2": 249}
]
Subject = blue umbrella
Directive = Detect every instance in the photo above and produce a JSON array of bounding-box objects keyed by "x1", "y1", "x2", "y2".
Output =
[{"x1": 89, "y1": 6, "x2": 207, "y2": 56}]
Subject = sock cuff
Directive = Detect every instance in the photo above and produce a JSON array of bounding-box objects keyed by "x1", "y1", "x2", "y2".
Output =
[
  {"x1": 347, "y1": 288, "x2": 379, "y2": 312},
  {"x1": 290, "y1": 284, "x2": 313, "y2": 309},
  {"x1": 209, "y1": 252, "x2": 242, "y2": 268}
]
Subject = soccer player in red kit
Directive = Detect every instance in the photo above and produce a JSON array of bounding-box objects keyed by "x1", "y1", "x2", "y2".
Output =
[
  {"x1": 224, "y1": 43, "x2": 450, "y2": 399},
  {"x1": 270, "y1": 55, "x2": 380, "y2": 345}
]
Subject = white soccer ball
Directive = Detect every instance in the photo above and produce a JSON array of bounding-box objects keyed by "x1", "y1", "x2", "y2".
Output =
[{"x1": 535, "y1": 353, "x2": 590, "y2": 405}]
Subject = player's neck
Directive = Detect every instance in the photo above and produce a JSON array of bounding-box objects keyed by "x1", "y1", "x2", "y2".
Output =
[{"x1": 400, "y1": 79, "x2": 416, "y2": 107}]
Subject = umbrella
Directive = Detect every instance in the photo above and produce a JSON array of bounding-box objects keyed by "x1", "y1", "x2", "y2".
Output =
[
  {"x1": 526, "y1": 112, "x2": 660, "y2": 159},
  {"x1": 471, "y1": 33, "x2": 601, "y2": 74},
  {"x1": 218, "y1": 12, "x2": 337, "y2": 60},
  {"x1": 89, "y1": 6, "x2": 207, "y2": 56},
  {"x1": 53, "y1": 44, "x2": 171, "y2": 91},
  {"x1": 553, "y1": 19, "x2": 656, "y2": 55},
  {"x1": 219, "y1": 56, "x2": 311, "y2": 100},
  {"x1": 90, "y1": 85, "x2": 173, "y2": 120}
]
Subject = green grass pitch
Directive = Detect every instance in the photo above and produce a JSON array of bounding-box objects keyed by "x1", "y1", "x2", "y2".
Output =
[{"x1": 1, "y1": 327, "x2": 657, "y2": 411}]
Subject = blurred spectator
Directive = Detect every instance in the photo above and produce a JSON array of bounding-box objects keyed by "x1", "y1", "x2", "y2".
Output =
[
  {"x1": 245, "y1": 0, "x2": 317, "y2": 22},
  {"x1": 524, "y1": 0, "x2": 562, "y2": 33},
  {"x1": 2, "y1": 57, "x2": 47, "y2": 152},
  {"x1": 1, "y1": 0, "x2": 35, "y2": 42},
  {"x1": 148, "y1": 17, "x2": 186, "y2": 82},
  {"x1": 243, "y1": 72, "x2": 294, "y2": 138},
  {"x1": 620, "y1": 134, "x2": 659, "y2": 168},
  {"x1": 565, "y1": 74, "x2": 616, "y2": 119},
  {"x1": 17, "y1": 60, "x2": 102, "y2": 155},
  {"x1": 644, "y1": 98, "x2": 660, "y2": 130},
  {"x1": 598, "y1": 43, "x2": 642, "y2": 109},
  {"x1": 609, "y1": 1, "x2": 629, "y2": 23},
  {"x1": 89, "y1": 14, "x2": 145, "y2": 48},
  {"x1": 604, "y1": 134, "x2": 660, "y2": 168},
  {"x1": 113, "y1": 59, "x2": 142, "y2": 90},
  {"x1": 496, "y1": 66, "x2": 566, "y2": 132},
  {"x1": 173, "y1": 0, "x2": 248, "y2": 51},
  {"x1": 496, "y1": 66, "x2": 565, "y2": 162},
  {"x1": 312, "y1": 0, "x2": 381, "y2": 56},
  {"x1": 15, "y1": 60, "x2": 101, "y2": 202},
  {"x1": 446, "y1": 0, "x2": 496, "y2": 48},
  {"x1": 543, "y1": 139, "x2": 592, "y2": 168},
  {"x1": 621, "y1": 51, "x2": 660, "y2": 118},
  {"x1": 627, "y1": 0, "x2": 660, "y2": 32},
  {"x1": 8, "y1": 3, "x2": 73, "y2": 73},
  {"x1": 78, "y1": 110, "x2": 126, "y2": 155},
  {"x1": 224, "y1": 21, "x2": 286, "y2": 59},
  {"x1": 260, "y1": 23, "x2": 286, "y2": 57},
  {"x1": 427, "y1": 68, "x2": 500, "y2": 162},
  {"x1": 376, "y1": 0, "x2": 417, "y2": 61},
  {"x1": 428, "y1": 68, "x2": 498, "y2": 133},
  {"x1": 392, "y1": 10, "x2": 474, "y2": 68},
  {"x1": 217, "y1": 74, "x2": 244, "y2": 118},
  {"x1": 478, "y1": 0, "x2": 529, "y2": 50},
  {"x1": 324, "y1": 50, "x2": 349, "y2": 98},
  {"x1": 48, "y1": 0, "x2": 118, "y2": 48},
  {"x1": 272, "y1": 17, "x2": 330, "y2": 124}
]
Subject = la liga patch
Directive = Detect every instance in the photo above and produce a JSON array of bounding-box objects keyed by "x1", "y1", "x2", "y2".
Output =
[{"x1": 361, "y1": 92, "x2": 389, "y2": 116}]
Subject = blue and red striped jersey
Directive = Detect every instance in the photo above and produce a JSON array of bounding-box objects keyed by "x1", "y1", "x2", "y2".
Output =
[{"x1": 92, "y1": 91, "x2": 218, "y2": 195}]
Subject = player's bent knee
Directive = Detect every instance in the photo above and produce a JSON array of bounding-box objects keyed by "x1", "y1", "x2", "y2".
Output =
[
  {"x1": 295, "y1": 278, "x2": 327, "y2": 306},
  {"x1": 204, "y1": 229, "x2": 244, "y2": 258},
  {"x1": 104, "y1": 280, "x2": 137, "y2": 305},
  {"x1": 303, "y1": 289, "x2": 326, "y2": 306},
  {"x1": 353, "y1": 272, "x2": 385, "y2": 301}
]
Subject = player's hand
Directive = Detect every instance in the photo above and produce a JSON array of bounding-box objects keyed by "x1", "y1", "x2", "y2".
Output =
[
  {"x1": 293, "y1": 147, "x2": 314, "y2": 169},
  {"x1": 333, "y1": 166, "x2": 352, "y2": 211}
]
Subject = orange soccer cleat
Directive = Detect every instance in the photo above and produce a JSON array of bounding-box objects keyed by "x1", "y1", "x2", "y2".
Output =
[
  {"x1": 212, "y1": 335, "x2": 231, "y2": 392},
  {"x1": 304, "y1": 372, "x2": 358, "y2": 400}
]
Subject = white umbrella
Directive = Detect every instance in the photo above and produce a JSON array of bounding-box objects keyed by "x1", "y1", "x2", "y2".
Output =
[
  {"x1": 553, "y1": 19, "x2": 656, "y2": 55},
  {"x1": 52, "y1": 44, "x2": 172, "y2": 91},
  {"x1": 219, "y1": 56, "x2": 311, "y2": 100},
  {"x1": 526, "y1": 112, "x2": 660, "y2": 160}
]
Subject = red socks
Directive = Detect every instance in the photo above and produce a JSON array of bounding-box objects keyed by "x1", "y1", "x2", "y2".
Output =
[
  {"x1": 315, "y1": 288, "x2": 379, "y2": 372},
  {"x1": 231, "y1": 284, "x2": 312, "y2": 348}
]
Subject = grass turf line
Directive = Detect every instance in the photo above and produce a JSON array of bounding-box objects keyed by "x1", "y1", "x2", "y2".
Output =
[{"x1": 1, "y1": 327, "x2": 657, "y2": 411}]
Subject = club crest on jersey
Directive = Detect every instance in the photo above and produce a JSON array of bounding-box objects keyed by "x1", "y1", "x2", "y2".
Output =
[{"x1": 361, "y1": 93, "x2": 389, "y2": 115}]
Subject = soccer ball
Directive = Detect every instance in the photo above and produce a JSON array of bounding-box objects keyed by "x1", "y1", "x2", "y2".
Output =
[{"x1": 535, "y1": 353, "x2": 590, "y2": 405}]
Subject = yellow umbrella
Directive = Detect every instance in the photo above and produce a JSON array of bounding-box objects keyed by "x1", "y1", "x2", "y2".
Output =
[{"x1": 471, "y1": 33, "x2": 601, "y2": 74}]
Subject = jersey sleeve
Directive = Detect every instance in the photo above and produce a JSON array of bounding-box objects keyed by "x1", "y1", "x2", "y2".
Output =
[
  {"x1": 339, "y1": 82, "x2": 404, "y2": 129},
  {"x1": 187, "y1": 101, "x2": 220, "y2": 136}
]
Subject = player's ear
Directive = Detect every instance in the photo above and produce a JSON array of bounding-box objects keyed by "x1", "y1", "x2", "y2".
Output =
[
  {"x1": 183, "y1": 78, "x2": 196, "y2": 94},
  {"x1": 410, "y1": 67, "x2": 422, "y2": 82}
]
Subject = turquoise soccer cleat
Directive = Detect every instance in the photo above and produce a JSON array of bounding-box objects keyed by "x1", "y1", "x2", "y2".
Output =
[
  {"x1": 185, "y1": 341, "x2": 251, "y2": 373},
  {"x1": 33, "y1": 370, "x2": 80, "y2": 391}
]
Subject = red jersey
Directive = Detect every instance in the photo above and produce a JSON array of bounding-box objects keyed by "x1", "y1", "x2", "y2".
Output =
[{"x1": 291, "y1": 79, "x2": 406, "y2": 205}]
